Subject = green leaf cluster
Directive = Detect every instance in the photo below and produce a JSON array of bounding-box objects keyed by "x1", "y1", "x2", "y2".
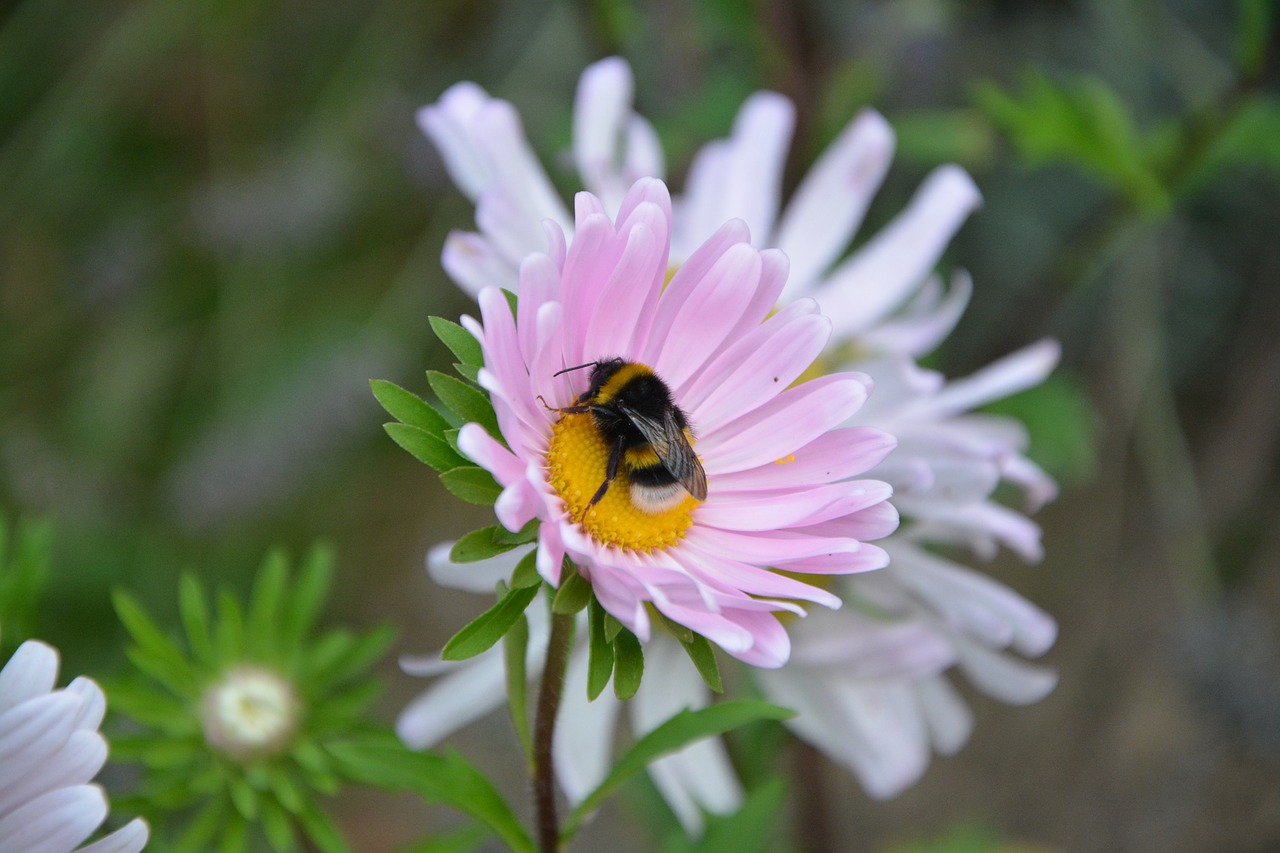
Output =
[
  {"x1": 975, "y1": 71, "x2": 1171, "y2": 214},
  {"x1": 109, "y1": 545, "x2": 402, "y2": 853},
  {"x1": 0, "y1": 511, "x2": 53, "y2": 656},
  {"x1": 371, "y1": 316, "x2": 502, "y2": 506}
]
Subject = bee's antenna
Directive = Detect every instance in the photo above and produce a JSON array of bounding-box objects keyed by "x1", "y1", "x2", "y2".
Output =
[{"x1": 553, "y1": 361, "x2": 598, "y2": 378}]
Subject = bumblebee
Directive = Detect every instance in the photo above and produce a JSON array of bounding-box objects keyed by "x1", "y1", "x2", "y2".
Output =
[{"x1": 551, "y1": 358, "x2": 708, "y2": 514}]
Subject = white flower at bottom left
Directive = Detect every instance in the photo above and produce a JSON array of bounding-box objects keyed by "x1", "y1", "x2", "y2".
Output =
[{"x1": 0, "y1": 640, "x2": 148, "y2": 853}]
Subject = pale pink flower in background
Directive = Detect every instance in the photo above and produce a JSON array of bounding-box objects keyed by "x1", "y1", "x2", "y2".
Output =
[
  {"x1": 0, "y1": 640, "x2": 149, "y2": 853},
  {"x1": 416, "y1": 58, "x2": 1059, "y2": 798},
  {"x1": 398, "y1": 545, "x2": 741, "y2": 835},
  {"x1": 455, "y1": 176, "x2": 898, "y2": 667}
]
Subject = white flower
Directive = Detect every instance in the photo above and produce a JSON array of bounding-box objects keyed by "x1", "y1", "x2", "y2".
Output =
[
  {"x1": 0, "y1": 640, "x2": 149, "y2": 853},
  {"x1": 416, "y1": 57, "x2": 1060, "y2": 799}
]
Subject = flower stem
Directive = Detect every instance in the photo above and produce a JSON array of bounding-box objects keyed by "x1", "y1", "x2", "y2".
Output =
[{"x1": 533, "y1": 609, "x2": 575, "y2": 853}]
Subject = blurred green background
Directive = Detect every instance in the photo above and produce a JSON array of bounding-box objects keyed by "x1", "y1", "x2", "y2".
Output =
[{"x1": 2, "y1": 0, "x2": 1278, "y2": 850}]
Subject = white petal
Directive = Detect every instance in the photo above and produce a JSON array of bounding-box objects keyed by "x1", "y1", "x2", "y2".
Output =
[
  {"x1": 0, "y1": 784, "x2": 105, "y2": 853},
  {"x1": 915, "y1": 677, "x2": 973, "y2": 755},
  {"x1": 0, "y1": 641, "x2": 59, "y2": 714},
  {"x1": 814, "y1": 165, "x2": 981, "y2": 340},
  {"x1": 74, "y1": 818, "x2": 149, "y2": 853},
  {"x1": 954, "y1": 637, "x2": 1058, "y2": 705},
  {"x1": 426, "y1": 542, "x2": 526, "y2": 594},
  {"x1": 774, "y1": 109, "x2": 896, "y2": 301},
  {"x1": 396, "y1": 650, "x2": 509, "y2": 748}
]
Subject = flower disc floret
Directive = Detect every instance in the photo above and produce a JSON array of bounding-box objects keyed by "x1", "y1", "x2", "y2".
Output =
[
  {"x1": 454, "y1": 178, "x2": 899, "y2": 667},
  {"x1": 201, "y1": 665, "x2": 298, "y2": 760}
]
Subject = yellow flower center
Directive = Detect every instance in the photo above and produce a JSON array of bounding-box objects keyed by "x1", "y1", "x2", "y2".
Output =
[{"x1": 545, "y1": 413, "x2": 697, "y2": 551}]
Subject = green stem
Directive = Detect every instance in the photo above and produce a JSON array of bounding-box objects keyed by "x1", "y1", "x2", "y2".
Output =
[{"x1": 533, "y1": 610, "x2": 575, "y2": 853}]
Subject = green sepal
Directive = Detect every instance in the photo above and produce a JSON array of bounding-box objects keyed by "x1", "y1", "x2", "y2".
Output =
[
  {"x1": 453, "y1": 362, "x2": 481, "y2": 383},
  {"x1": 586, "y1": 599, "x2": 614, "y2": 701},
  {"x1": 493, "y1": 518, "x2": 539, "y2": 546},
  {"x1": 611, "y1": 628, "x2": 644, "y2": 700},
  {"x1": 440, "y1": 583, "x2": 540, "y2": 661},
  {"x1": 509, "y1": 549, "x2": 541, "y2": 589},
  {"x1": 370, "y1": 380, "x2": 452, "y2": 435},
  {"x1": 551, "y1": 568, "x2": 593, "y2": 615},
  {"x1": 438, "y1": 466, "x2": 502, "y2": 506},
  {"x1": 384, "y1": 423, "x2": 468, "y2": 472},
  {"x1": 604, "y1": 611, "x2": 624, "y2": 643},
  {"x1": 427, "y1": 371, "x2": 500, "y2": 439},
  {"x1": 449, "y1": 526, "x2": 522, "y2": 564},
  {"x1": 680, "y1": 632, "x2": 723, "y2": 694},
  {"x1": 503, "y1": 613, "x2": 533, "y2": 769},
  {"x1": 429, "y1": 316, "x2": 485, "y2": 368}
]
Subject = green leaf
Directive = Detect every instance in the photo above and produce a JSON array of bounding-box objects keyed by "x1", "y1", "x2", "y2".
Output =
[
  {"x1": 399, "y1": 824, "x2": 488, "y2": 853},
  {"x1": 216, "y1": 813, "x2": 248, "y2": 853},
  {"x1": 604, "y1": 612, "x2": 624, "y2": 643},
  {"x1": 296, "y1": 800, "x2": 350, "y2": 853},
  {"x1": 586, "y1": 600, "x2": 614, "y2": 701},
  {"x1": 329, "y1": 736, "x2": 534, "y2": 853},
  {"x1": 178, "y1": 574, "x2": 215, "y2": 668},
  {"x1": 439, "y1": 466, "x2": 502, "y2": 506},
  {"x1": 492, "y1": 518, "x2": 539, "y2": 546},
  {"x1": 370, "y1": 380, "x2": 452, "y2": 435},
  {"x1": 974, "y1": 71, "x2": 1168, "y2": 213},
  {"x1": 441, "y1": 584, "x2": 540, "y2": 661},
  {"x1": 1237, "y1": 0, "x2": 1274, "y2": 74},
  {"x1": 509, "y1": 549, "x2": 541, "y2": 589},
  {"x1": 612, "y1": 628, "x2": 644, "y2": 701},
  {"x1": 663, "y1": 778, "x2": 787, "y2": 853},
  {"x1": 261, "y1": 797, "x2": 299, "y2": 853},
  {"x1": 680, "y1": 633, "x2": 723, "y2": 694},
  {"x1": 561, "y1": 701, "x2": 796, "y2": 841},
  {"x1": 308, "y1": 624, "x2": 395, "y2": 690},
  {"x1": 247, "y1": 549, "x2": 288, "y2": 661},
  {"x1": 429, "y1": 316, "x2": 485, "y2": 367},
  {"x1": 449, "y1": 527, "x2": 522, "y2": 563},
  {"x1": 282, "y1": 544, "x2": 334, "y2": 656},
  {"x1": 551, "y1": 569, "x2": 593, "y2": 615},
  {"x1": 113, "y1": 590, "x2": 197, "y2": 696},
  {"x1": 384, "y1": 423, "x2": 468, "y2": 472},
  {"x1": 215, "y1": 590, "x2": 246, "y2": 661},
  {"x1": 503, "y1": 613, "x2": 533, "y2": 769},
  {"x1": 427, "y1": 371, "x2": 500, "y2": 439}
]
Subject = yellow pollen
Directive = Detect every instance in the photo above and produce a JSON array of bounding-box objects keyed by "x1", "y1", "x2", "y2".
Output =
[
  {"x1": 545, "y1": 413, "x2": 697, "y2": 551},
  {"x1": 774, "y1": 453, "x2": 797, "y2": 465}
]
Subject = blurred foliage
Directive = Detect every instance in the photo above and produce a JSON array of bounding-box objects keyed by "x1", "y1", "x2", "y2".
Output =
[{"x1": 0, "y1": 510, "x2": 53, "y2": 655}]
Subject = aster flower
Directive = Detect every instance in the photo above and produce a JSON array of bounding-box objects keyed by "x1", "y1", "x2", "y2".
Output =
[
  {"x1": 109, "y1": 546, "x2": 399, "y2": 852},
  {"x1": 416, "y1": 57, "x2": 1060, "y2": 798},
  {"x1": 447, "y1": 176, "x2": 897, "y2": 667},
  {"x1": 397, "y1": 544, "x2": 742, "y2": 836},
  {"x1": 0, "y1": 639, "x2": 148, "y2": 853}
]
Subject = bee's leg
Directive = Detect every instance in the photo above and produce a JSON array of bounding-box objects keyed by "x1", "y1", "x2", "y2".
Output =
[
  {"x1": 586, "y1": 434, "x2": 627, "y2": 509},
  {"x1": 537, "y1": 396, "x2": 592, "y2": 415}
]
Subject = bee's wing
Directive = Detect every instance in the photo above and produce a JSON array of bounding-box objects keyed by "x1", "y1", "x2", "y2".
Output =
[{"x1": 619, "y1": 404, "x2": 709, "y2": 501}]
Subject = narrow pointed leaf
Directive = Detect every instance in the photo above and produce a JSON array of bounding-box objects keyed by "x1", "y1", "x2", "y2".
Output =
[
  {"x1": 503, "y1": 613, "x2": 533, "y2": 768},
  {"x1": 371, "y1": 379, "x2": 452, "y2": 434},
  {"x1": 561, "y1": 701, "x2": 795, "y2": 840},
  {"x1": 441, "y1": 583, "x2": 540, "y2": 660},
  {"x1": 612, "y1": 628, "x2": 643, "y2": 700},
  {"x1": 427, "y1": 371, "x2": 500, "y2": 439},
  {"x1": 385, "y1": 423, "x2": 468, "y2": 472},
  {"x1": 551, "y1": 570, "x2": 592, "y2": 615},
  {"x1": 429, "y1": 316, "x2": 485, "y2": 367},
  {"x1": 586, "y1": 600, "x2": 614, "y2": 701},
  {"x1": 439, "y1": 466, "x2": 502, "y2": 506},
  {"x1": 449, "y1": 527, "x2": 521, "y2": 563}
]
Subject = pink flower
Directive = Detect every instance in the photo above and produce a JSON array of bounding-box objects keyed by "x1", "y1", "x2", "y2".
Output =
[
  {"x1": 455, "y1": 177, "x2": 897, "y2": 667},
  {"x1": 417, "y1": 57, "x2": 1059, "y2": 798},
  {"x1": 0, "y1": 640, "x2": 149, "y2": 853}
]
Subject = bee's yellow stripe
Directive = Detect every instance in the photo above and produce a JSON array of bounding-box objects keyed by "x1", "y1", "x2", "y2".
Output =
[
  {"x1": 624, "y1": 446, "x2": 661, "y2": 467},
  {"x1": 595, "y1": 362, "x2": 653, "y2": 404}
]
